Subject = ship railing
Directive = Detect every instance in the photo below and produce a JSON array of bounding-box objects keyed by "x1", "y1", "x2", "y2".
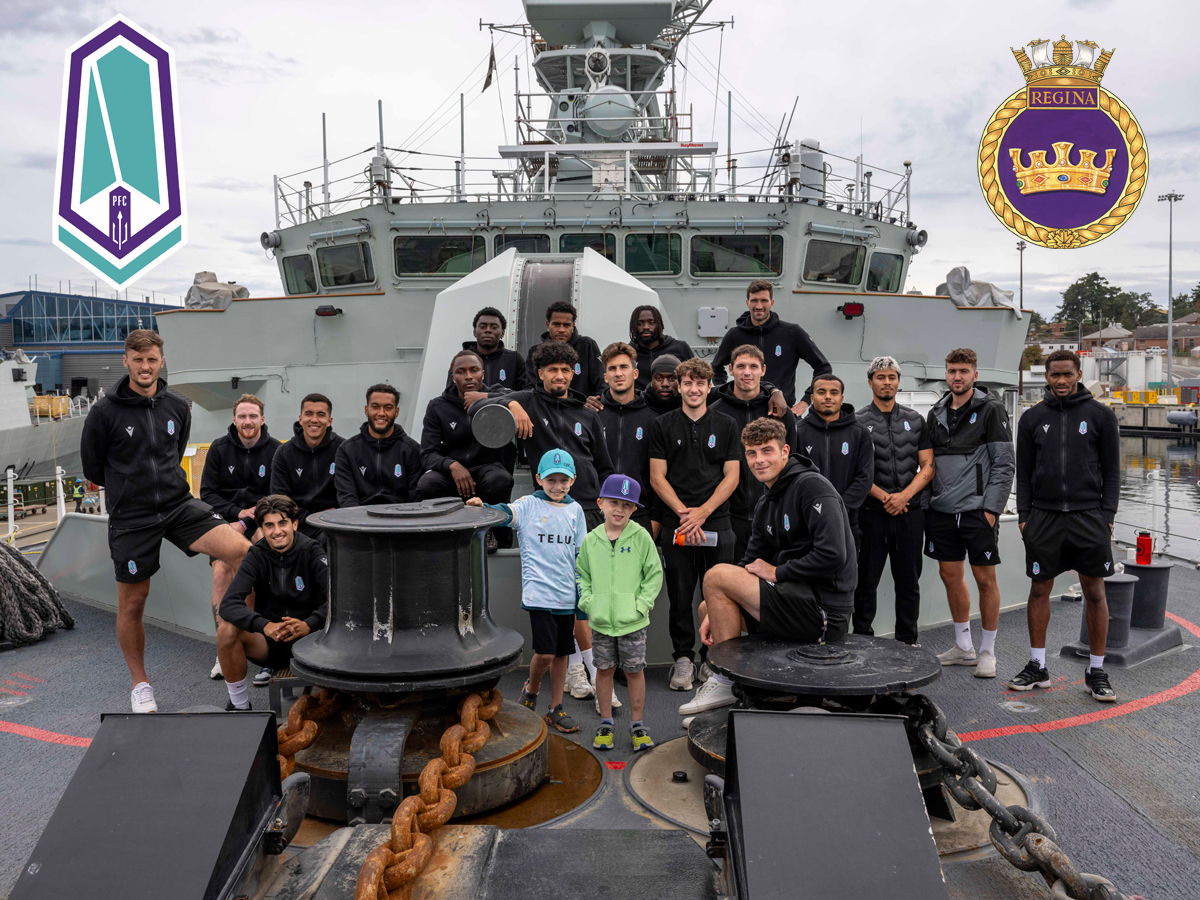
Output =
[{"x1": 27, "y1": 394, "x2": 96, "y2": 425}]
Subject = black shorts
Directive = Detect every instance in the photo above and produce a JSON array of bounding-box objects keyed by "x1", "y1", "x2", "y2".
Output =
[
  {"x1": 528, "y1": 609, "x2": 576, "y2": 656},
  {"x1": 1022, "y1": 508, "x2": 1114, "y2": 581},
  {"x1": 247, "y1": 633, "x2": 296, "y2": 670},
  {"x1": 109, "y1": 499, "x2": 228, "y2": 583},
  {"x1": 751, "y1": 579, "x2": 851, "y2": 644},
  {"x1": 924, "y1": 509, "x2": 1000, "y2": 566}
]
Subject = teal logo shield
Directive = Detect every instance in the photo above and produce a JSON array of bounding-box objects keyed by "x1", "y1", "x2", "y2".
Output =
[{"x1": 53, "y1": 16, "x2": 186, "y2": 289}]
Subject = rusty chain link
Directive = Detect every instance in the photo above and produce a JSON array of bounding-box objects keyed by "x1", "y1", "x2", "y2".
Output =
[
  {"x1": 354, "y1": 689, "x2": 503, "y2": 900},
  {"x1": 277, "y1": 688, "x2": 346, "y2": 780},
  {"x1": 905, "y1": 693, "x2": 1145, "y2": 900}
]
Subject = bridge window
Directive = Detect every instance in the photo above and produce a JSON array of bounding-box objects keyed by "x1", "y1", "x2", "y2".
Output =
[
  {"x1": 624, "y1": 233, "x2": 681, "y2": 275},
  {"x1": 560, "y1": 232, "x2": 616, "y2": 261},
  {"x1": 316, "y1": 242, "x2": 375, "y2": 288},
  {"x1": 690, "y1": 234, "x2": 784, "y2": 276},
  {"x1": 866, "y1": 252, "x2": 904, "y2": 293},
  {"x1": 495, "y1": 233, "x2": 550, "y2": 255},
  {"x1": 803, "y1": 240, "x2": 865, "y2": 285},
  {"x1": 394, "y1": 236, "x2": 485, "y2": 276},
  {"x1": 282, "y1": 254, "x2": 317, "y2": 294}
]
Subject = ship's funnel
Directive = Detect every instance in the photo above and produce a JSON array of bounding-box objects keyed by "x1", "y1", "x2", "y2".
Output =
[{"x1": 523, "y1": 0, "x2": 676, "y2": 46}]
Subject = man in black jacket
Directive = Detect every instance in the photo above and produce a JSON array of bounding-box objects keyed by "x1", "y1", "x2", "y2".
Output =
[
  {"x1": 217, "y1": 495, "x2": 328, "y2": 711},
  {"x1": 792, "y1": 374, "x2": 873, "y2": 550},
  {"x1": 522, "y1": 300, "x2": 604, "y2": 398},
  {"x1": 201, "y1": 394, "x2": 281, "y2": 541},
  {"x1": 1010, "y1": 350, "x2": 1120, "y2": 702},
  {"x1": 711, "y1": 278, "x2": 832, "y2": 414},
  {"x1": 709, "y1": 343, "x2": 797, "y2": 561},
  {"x1": 683, "y1": 417, "x2": 857, "y2": 714},
  {"x1": 447, "y1": 306, "x2": 525, "y2": 390},
  {"x1": 420, "y1": 349, "x2": 514, "y2": 504},
  {"x1": 596, "y1": 341, "x2": 660, "y2": 534},
  {"x1": 854, "y1": 357, "x2": 935, "y2": 644},
  {"x1": 270, "y1": 392, "x2": 344, "y2": 543},
  {"x1": 628, "y1": 305, "x2": 694, "y2": 392},
  {"x1": 334, "y1": 384, "x2": 422, "y2": 507},
  {"x1": 645, "y1": 354, "x2": 683, "y2": 415},
  {"x1": 81, "y1": 329, "x2": 250, "y2": 713}
]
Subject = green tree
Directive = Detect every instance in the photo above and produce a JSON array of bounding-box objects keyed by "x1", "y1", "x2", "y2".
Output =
[
  {"x1": 1056, "y1": 272, "x2": 1121, "y2": 329},
  {"x1": 1114, "y1": 290, "x2": 1158, "y2": 326},
  {"x1": 1021, "y1": 344, "x2": 1043, "y2": 371}
]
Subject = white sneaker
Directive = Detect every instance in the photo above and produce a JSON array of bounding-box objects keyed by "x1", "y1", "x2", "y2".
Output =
[
  {"x1": 679, "y1": 679, "x2": 735, "y2": 715},
  {"x1": 669, "y1": 658, "x2": 695, "y2": 692},
  {"x1": 209, "y1": 656, "x2": 224, "y2": 680},
  {"x1": 682, "y1": 716, "x2": 695, "y2": 730},
  {"x1": 975, "y1": 649, "x2": 998, "y2": 678},
  {"x1": 566, "y1": 663, "x2": 594, "y2": 699},
  {"x1": 131, "y1": 682, "x2": 157, "y2": 713},
  {"x1": 937, "y1": 645, "x2": 978, "y2": 666},
  {"x1": 593, "y1": 687, "x2": 623, "y2": 715},
  {"x1": 697, "y1": 662, "x2": 713, "y2": 683}
]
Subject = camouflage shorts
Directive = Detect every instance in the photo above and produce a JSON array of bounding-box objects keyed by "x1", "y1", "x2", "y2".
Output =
[{"x1": 591, "y1": 627, "x2": 648, "y2": 673}]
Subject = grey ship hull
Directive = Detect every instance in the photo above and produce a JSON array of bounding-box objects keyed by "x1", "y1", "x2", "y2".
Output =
[{"x1": 0, "y1": 416, "x2": 85, "y2": 479}]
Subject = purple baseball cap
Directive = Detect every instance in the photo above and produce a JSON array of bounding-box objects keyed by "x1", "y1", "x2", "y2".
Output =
[{"x1": 599, "y1": 474, "x2": 642, "y2": 507}]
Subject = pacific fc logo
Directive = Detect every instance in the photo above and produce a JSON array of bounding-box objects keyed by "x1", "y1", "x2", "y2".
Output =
[{"x1": 53, "y1": 17, "x2": 186, "y2": 289}]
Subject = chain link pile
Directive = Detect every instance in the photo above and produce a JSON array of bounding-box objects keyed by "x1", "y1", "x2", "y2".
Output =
[{"x1": 277, "y1": 688, "x2": 346, "y2": 779}]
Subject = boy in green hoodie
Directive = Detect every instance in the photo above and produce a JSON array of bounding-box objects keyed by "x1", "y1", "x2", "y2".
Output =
[{"x1": 577, "y1": 474, "x2": 663, "y2": 751}]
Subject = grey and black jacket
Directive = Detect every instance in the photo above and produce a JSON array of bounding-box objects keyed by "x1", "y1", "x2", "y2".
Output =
[
  {"x1": 856, "y1": 402, "x2": 932, "y2": 510},
  {"x1": 926, "y1": 386, "x2": 1014, "y2": 516}
]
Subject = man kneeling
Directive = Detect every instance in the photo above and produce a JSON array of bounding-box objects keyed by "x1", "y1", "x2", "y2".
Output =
[
  {"x1": 217, "y1": 495, "x2": 328, "y2": 710},
  {"x1": 681, "y1": 417, "x2": 858, "y2": 715}
]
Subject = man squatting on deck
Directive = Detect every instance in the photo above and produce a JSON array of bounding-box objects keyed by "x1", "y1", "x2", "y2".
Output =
[{"x1": 92, "y1": 282, "x2": 1121, "y2": 715}]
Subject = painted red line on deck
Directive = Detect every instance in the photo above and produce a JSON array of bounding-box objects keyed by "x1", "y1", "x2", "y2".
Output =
[
  {"x1": 0, "y1": 720, "x2": 91, "y2": 748},
  {"x1": 959, "y1": 612, "x2": 1200, "y2": 743}
]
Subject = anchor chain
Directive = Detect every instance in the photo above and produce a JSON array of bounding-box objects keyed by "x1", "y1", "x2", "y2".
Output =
[
  {"x1": 277, "y1": 688, "x2": 346, "y2": 780},
  {"x1": 903, "y1": 693, "x2": 1145, "y2": 900},
  {"x1": 354, "y1": 689, "x2": 503, "y2": 900}
]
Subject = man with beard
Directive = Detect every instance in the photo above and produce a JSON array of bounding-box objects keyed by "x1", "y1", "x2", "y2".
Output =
[
  {"x1": 522, "y1": 300, "x2": 604, "y2": 398},
  {"x1": 334, "y1": 384, "x2": 422, "y2": 507},
  {"x1": 628, "y1": 305, "x2": 693, "y2": 392},
  {"x1": 448, "y1": 306, "x2": 525, "y2": 391},
  {"x1": 645, "y1": 355, "x2": 683, "y2": 415},
  {"x1": 202, "y1": 394, "x2": 281, "y2": 542},
  {"x1": 270, "y1": 393, "x2": 345, "y2": 544}
]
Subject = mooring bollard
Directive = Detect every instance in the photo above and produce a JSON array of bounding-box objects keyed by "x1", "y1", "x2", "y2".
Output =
[
  {"x1": 1079, "y1": 573, "x2": 1137, "y2": 649},
  {"x1": 1124, "y1": 560, "x2": 1173, "y2": 630}
]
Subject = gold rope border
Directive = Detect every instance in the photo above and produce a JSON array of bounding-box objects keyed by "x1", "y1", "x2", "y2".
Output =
[{"x1": 977, "y1": 87, "x2": 1148, "y2": 248}]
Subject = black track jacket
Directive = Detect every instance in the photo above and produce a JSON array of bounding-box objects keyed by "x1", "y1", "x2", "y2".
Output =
[
  {"x1": 446, "y1": 340, "x2": 525, "y2": 391},
  {"x1": 201, "y1": 424, "x2": 282, "y2": 524},
  {"x1": 219, "y1": 532, "x2": 328, "y2": 635},
  {"x1": 334, "y1": 422, "x2": 421, "y2": 507},
  {"x1": 598, "y1": 389, "x2": 659, "y2": 503},
  {"x1": 708, "y1": 381, "x2": 797, "y2": 522},
  {"x1": 632, "y1": 334, "x2": 694, "y2": 391},
  {"x1": 523, "y1": 331, "x2": 605, "y2": 396},
  {"x1": 792, "y1": 404, "x2": 874, "y2": 516},
  {"x1": 742, "y1": 456, "x2": 858, "y2": 609},
  {"x1": 1017, "y1": 386, "x2": 1120, "y2": 524},
  {"x1": 711, "y1": 311, "x2": 832, "y2": 406},
  {"x1": 80, "y1": 375, "x2": 192, "y2": 527},
  {"x1": 421, "y1": 385, "x2": 508, "y2": 474},
  {"x1": 270, "y1": 422, "x2": 345, "y2": 529}
]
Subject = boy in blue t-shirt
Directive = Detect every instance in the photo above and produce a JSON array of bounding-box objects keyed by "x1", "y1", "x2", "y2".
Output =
[{"x1": 468, "y1": 448, "x2": 587, "y2": 733}]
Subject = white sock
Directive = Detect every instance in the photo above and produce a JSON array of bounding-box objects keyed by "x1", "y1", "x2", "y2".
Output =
[
  {"x1": 581, "y1": 647, "x2": 594, "y2": 676},
  {"x1": 711, "y1": 672, "x2": 733, "y2": 686},
  {"x1": 980, "y1": 629, "x2": 997, "y2": 656},
  {"x1": 1030, "y1": 647, "x2": 1047, "y2": 667},
  {"x1": 226, "y1": 678, "x2": 250, "y2": 709},
  {"x1": 568, "y1": 641, "x2": 582, "y2": 668},
  {"x1": 1089, "y1": 654, "x2": 1105, "y2": 671},
  {"x1": 955, "y1": 622, "x2": 973, "y2": 652}
]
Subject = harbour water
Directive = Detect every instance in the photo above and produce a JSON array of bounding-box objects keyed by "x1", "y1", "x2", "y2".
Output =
[{"x1": 1117, "y1": 435, "x2": 1200, "y2": 563}]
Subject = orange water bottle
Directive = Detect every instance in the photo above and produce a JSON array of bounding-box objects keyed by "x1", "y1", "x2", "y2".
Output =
[{"x1": 674, "y1": 530, "x2": 719, "y2": 547}]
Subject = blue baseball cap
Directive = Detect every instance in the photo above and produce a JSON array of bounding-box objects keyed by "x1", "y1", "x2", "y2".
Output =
[
  {"x1": 599, "y1": 474, "x2": 642, "y2": 507},
  {"x1": 537, "y1": 449, "x2": 576, "y2": 479}
]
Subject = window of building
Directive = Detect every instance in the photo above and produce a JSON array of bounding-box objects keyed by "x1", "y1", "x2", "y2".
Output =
[
  {"x1": 803, "y1": 240, "x2": 865, "y2": 285},
  {"x1": 866, "y1": 252, "x2": 904, "y2": 292},
  {"x1": 624, "y1": 233, "x2": 681, "y2": 275},
  {"x1": 560, "y1": 233, "x2": 616, "y2": 261},
  {"x1": 316, "y1": 242, "x2": 375, "y2": 288},
  {"x1": 283, "y1": 254, "x2": 317, "y2": 294},
  {"x1": 690, "y1": 234, "x2": 784, "y2": 276},
  {"x1": 394, "y1": 236, "x2": 485, "y2": 276},
  {"x1": 494, "y1": 233, "x2": 550, "y2": 255}
]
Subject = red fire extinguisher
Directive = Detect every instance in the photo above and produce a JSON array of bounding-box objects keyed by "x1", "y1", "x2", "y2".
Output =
[{"x1": 1136, "y1": 531, "x2": 1153, "y2": 565}]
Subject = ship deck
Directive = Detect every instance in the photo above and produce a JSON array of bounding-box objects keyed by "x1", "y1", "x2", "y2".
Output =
[{"x1": 3, "y1": 564, "x2": 1200, "y2": 899}]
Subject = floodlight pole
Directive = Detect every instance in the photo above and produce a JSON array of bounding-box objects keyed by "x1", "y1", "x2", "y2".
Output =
[
  {"x1": 1158, "y1": 192, "x2": 1184, "y2": 391},
  {"x1": 1016, "y1": 240, "x2": 1026, "y2": 308}
]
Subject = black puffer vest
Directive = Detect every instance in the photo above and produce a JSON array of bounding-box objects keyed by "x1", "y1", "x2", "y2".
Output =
[{"x1": 856, "y1": 401, "x2": 930, "y2": 509}]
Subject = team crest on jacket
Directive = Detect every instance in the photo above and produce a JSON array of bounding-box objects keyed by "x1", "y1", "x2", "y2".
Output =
[
  {"x1": 636, "y1": 427, "x2": 643, "y2": 440},
  {"x1": 970, "y1": 413, "x2": 977, "y2": 424},
  {"x1": 775, "y1": 345, "x2": 782, "y2": 357},
  {"x1": 784, "y1": 514, "x2": 791, "y2": 530},
  {"x1": 574, "y1": 363, "x2": 581, "y2": 375},
  {"x1": 329, "y1": 462, "x2": 335, "y2": 474},
  {"x1": 904, "y1": 420, "x2": 911, "y2": 431},
  {"x1": 499, "y1": 368, "x2": 506, "y2": 381},
  {"x1": 1079, "y1": 421, "x2": 1088, "y2": 434},
  {"x1": 708, "y1": 434, "x2": 716, "y2": 448},
  {"x1": 1033, "y1": 561, "x2": 1041, "y2": 575},
  {"x1": 258, "y1": 464, "x2": 265, "y2": 477},
  {"x1": 574, "y1": 422, "x2": 582, "y2": 436},
  {"x1": 394, "y1": 464, "x2": 402, "y2": 477},
  {"x1": 167, "y1": 419, "x2": 175, "y2": 435},
  {"x1": 841, "y1": 441, "x2": 849, "y2": 455},
  {"x1": 295, "y1": 576, "x2": 304, "y2": 591},
  {"x1": 127, "y1": 559, "x2": 137, "y2": 574}
]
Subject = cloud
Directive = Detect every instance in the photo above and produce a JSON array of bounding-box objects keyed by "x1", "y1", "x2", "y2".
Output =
[
  {"x1": 13, "y1": 152, "x2": 56, "y2": 170},
  {"x1": 0, "y1": 237, "x2": 50, "y2": 246},
  {"x1": 197, "y1": 177, "x2": 263, "y2": 192},
  {"x1": 0, "y1": 1, "x2": 104, "y2": 37},
  {"x1": 177, "y1": 54, "x2": 298, "y2": 86},
  {"x1": 168, "y1": 26, "x2": 240, "y2": 46}
]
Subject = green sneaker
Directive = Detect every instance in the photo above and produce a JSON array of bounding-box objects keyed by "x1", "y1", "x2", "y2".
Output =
[
  {"x1": 631, "y1": 726, "x2": 655, "y2": 752},
  {"x1": 593, "y1": 725, "x2": 614, "y2": 751},
  {"x1": 520, "y1": 680, "x2": 538, "y2": 711},
  {"x1": 545, "y1": 704, "x2": 579, "y2": 733}
]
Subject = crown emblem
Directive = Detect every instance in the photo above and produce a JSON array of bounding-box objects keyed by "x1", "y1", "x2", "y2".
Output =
[
  {"x1": 1012, "y1": 36, "x2": 1114, "y2": 86},
  {"x1": 1010, "y1": 142, "x2": 1115, "y2": 195}
]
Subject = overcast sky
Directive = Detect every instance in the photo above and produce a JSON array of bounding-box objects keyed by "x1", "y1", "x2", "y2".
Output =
[{"x1": 2, "y1": 0, "x2": 1197, "y2": 322}]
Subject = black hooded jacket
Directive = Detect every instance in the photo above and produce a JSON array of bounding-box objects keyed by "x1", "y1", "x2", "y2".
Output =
[
  {"x1": 709, "y1": 381, "x2": 797, "y2": 522},
  {"x1": 523, "y1": 331, "x2": 605, "y2": 396},
  {"x1": 201, "y1": 423, "x2": 282, "y2": 524},
  {"x1": 742, "y1": 456, "x2": 858, "y2": 609},
  {"x1": 446, "y1": 340, "x2": 525, "y2": 391},
  {"x1": 793, "y1": 404, "x2": 874, "y2": 516},
  {"x1": 219, "y1": 532, "x2": 328, "y2": 635},
  {"x1": 632, "y1": 334, "x2": 694, "y2": 392},
  {"x1": 270, "y1": 422, "x2": 345, "y2": 529},
  {"x1": 333, "y1": 422, "x2": 422, "y2": 507},
  {"x1": 80, "y1": 375, "x2": 193, "y2": 526},
  {"x1": 421, "y1": 385, "x2": 508, "y2": 474},
  {"x1": 644, "y1": 389, "x2": 682, "y2": 415},
  {"x1": 1017, "y1": 386, "x2": 1120, "y2": 524},
  {"x1": 598, "y1": 389, "x2": 660, "y2": 505},
  {"x1": 470, "y1": 384, "x2": 613, "y2": 504},
  {"x1": 711, "y1": 311, "x2": 832, "y2": 406}
]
